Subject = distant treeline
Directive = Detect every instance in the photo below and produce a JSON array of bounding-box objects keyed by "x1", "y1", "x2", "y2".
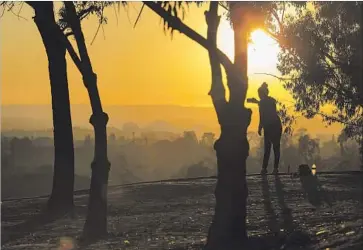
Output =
[{"x1": 1, "y1": 128, "x2": 360, "y2": 199}]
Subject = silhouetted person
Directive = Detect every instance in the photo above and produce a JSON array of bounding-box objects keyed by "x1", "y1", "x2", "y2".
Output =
[{"x1": 256, "y1": 82, "x2": 282, "y2": 175}]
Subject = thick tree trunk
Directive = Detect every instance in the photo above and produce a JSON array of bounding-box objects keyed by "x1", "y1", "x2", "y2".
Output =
[
  {"x1": 63, "y1": 2, "x2": 110, "y2": 239},
  {"x1": 205, "y1": 106, "x2": 251, "y2": 250},
  {"x1": 30, "y1": 2, "x2": 75, "y2": 212},
  {"x1": 230, "y1": 3, "x2": 249, "y2": 104},
  {"x1": 205, "y1": 3, "x2": 251, "y2": 249}
]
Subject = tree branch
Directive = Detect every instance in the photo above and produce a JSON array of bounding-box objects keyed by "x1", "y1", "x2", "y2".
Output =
[
  {"x1": 143, "y1": 1, "x2": 233, "y2": 72},
  {"x1": 218, "y1": 2, "x2": 228, "y2": 11},
  {"x1": 253, "y1": 72, "x2": 294, "y2": 81},
  {"x1": 254, "y1": 72, "x2": 358, "y2": 105},
  {"x1": 59, "y1": 28, "x2": 82, "y2": 73},
  {"x1": 77, "y1": 5, "x2": 97, "y2": 21},
  {"x1": 64, "y1": 1, "x2": 93, "y2": 73},
  {"x1": 26, "y1": 1, "x2": 83, "y2": 74},
  {"x1": 270, "y1": 9, "x2": 283, "y2": 33},
  {"x1": 8, "y1": 2, "x2": 27, "y2": 21},
  {"x1": 267, "y1": 26, "x2": 361, "y2": 107},
  {"x1": 133, "y1": 3, "x2": 145, "y2": 29},
  {"x1": 315, "y1": 111, "x2": 361, "y2": 128}
]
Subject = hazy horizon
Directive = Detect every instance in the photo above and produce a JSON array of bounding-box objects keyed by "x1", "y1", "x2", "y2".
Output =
[
  {"x1": 2, "y1": 104, "x2": 343, "y2": 138},
  {"x1": 1, "y1": 3, "x2": 344, "y2": 137}
]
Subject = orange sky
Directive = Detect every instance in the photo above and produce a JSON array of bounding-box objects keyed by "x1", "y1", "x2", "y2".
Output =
[
  {"x1": 0, "y1": 2, "x2": 342, "y2": 134},
  {"x1": 1, "y1": 2, "x2": 291, "y2": 106}
]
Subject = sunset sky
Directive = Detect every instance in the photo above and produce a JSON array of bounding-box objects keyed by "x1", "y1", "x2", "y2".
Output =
[
  {"x1": 0, "y1": 2, "x2": 341, "y2": 134},
  {"x1": 1, "y1": 2, "x2": 288, "y2": 106}
]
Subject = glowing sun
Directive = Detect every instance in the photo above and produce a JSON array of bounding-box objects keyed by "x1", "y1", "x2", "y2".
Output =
[
  {"x1": 248, "y1": 29, "x2": 280, "y2": 74},
  {"x1": 217, "y1": 21, "x2": 280, "y2": 75}
]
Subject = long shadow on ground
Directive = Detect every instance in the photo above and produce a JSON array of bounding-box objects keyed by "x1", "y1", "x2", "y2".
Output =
[
  {"x1": 299, "y1": 172, "x2": 332, "y2": 207},
  {"x1": 261, "y1": 175, "x2": 279, "y2": 235},
  {"x1": 2, "y1": 207, "x2": 71, "y2": 245},
  {"x1": 2, "y1": 173, "x2": 362, "y2": 249},
  {"x1": 257, "y1": 175, "x2": 312, "y2": 250}
]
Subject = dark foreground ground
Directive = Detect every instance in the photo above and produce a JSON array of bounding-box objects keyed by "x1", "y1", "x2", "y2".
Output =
[{"x1": 2, "y1": 173, "x2": 363, "y2": 250}]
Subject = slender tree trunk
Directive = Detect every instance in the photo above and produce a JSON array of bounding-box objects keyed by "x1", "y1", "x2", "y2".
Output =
[
  {"x1": 82, "y1": 74, "x2": 110, "y2": 239},
  {"x1": 63, "y1": 2, "x2": 110, "y2": 239},
  {"x1": 205, "y1": 3, "x2": 251, "y2": 249},
  {"x1": 29, "y1": 2, "x2": 75, "y2": 212}
]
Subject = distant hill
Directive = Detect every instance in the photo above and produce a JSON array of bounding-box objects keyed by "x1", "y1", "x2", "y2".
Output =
[{"x1": 1, "y1": 104, "x2": 342, "y2": 137}]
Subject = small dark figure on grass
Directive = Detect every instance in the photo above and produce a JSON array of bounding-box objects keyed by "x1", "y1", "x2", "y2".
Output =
[
  {"x1": 298, "y1": 164, "x2": 332, "y2": 207},
  {"x1": 247, "y1": 82, "x2": 282, "y2": 175}
]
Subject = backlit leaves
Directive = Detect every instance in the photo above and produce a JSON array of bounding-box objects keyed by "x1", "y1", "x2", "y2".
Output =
[
  {"x1": 58, "y1": 1, "x2": 126, "y2": 32},
  {"x1": 277, "y1": 1, "x2": 363, "y2": 142},
  {"x1": 277, "y1": 101, "x2": 296, "y2": 136},
  {"x1": 158, "y1": 1, "x2": 204, "y2": 38}
]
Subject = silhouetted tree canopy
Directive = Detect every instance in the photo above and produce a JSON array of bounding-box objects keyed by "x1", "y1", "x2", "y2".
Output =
[{"x1": 277, "y1": 2, "x2": 363, "y2": 142}]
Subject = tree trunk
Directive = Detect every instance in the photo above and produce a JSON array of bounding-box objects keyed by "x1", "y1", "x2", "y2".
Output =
[
  {"x1": 30, "y1": 2, "x2": 75, "y2": 212},
  {"x1": 205, "y1": 107, "x2": 251, "y2": 250},
  {"x1": 63, "y1": 2, "x2": 110, "y2": 239},
  {"x1": 82, "y1": 74, "x2": 110, "y2": 239},
  {"x1": 205, "y1": 3, "x2": 251, "y2": 250},
  {"x1": 142, "y1": 2, "x2": 251, "y2": 248},
  {"x1": 230, "y1": 2, "x2": 249, "y2": 102}
]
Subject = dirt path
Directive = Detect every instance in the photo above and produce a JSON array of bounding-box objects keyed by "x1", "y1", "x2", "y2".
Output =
[{"x1": 2, "y1": 174, "x2": 363, "y2": 249}]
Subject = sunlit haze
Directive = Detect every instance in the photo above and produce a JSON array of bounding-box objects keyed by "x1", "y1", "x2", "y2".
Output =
[
  {"x1": 2, "y1": 3, "x2": 284, "y2": 106},
  {"x1": 1, "y1": 3, "x2": 341, "y2": 134},
  {"x1": 1, "y1": 3, "x2": 361, "y2": 248}
]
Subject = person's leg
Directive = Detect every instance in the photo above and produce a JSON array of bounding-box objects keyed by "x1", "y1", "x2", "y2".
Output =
[
  {"x1": 262, "y1": 135, "x2": 272, "y2": 173},
  {"x1": 272, "y1": 140, "x2": 281, "y2": 172},
  {"x1": 272, "y1": 125, "x2": 282, "y2": 173}
]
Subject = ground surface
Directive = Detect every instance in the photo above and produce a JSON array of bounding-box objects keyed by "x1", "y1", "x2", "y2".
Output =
[{"x1": 2, "y1": 173, "x2": 363, "y2": 250}]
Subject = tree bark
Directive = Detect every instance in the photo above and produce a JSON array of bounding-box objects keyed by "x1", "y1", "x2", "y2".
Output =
[
  {"x1": 204, "y1": 3, "x2": 251, "y2": 250},
  {"x1": 230, "y1": 3, "x2": 249, "y2": 104},
  {"x1": 63, "y1": 2, "x2": 110, "y2": 239},
  {"x1": 29, "y1": 1, "x2": 75, "y2": 212},
  {"x1": 143, "y1": 2, "x2": 234, "y2": 72},
  {"x1": 205, "y1": 2, "x2": 226, "y2": 124},
  {"x1": 82, "y1": 75, "x2": 110, "y2": 239},
  {"x1": 205, "y1": 105, "x2": 251, "y2": 250}
]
